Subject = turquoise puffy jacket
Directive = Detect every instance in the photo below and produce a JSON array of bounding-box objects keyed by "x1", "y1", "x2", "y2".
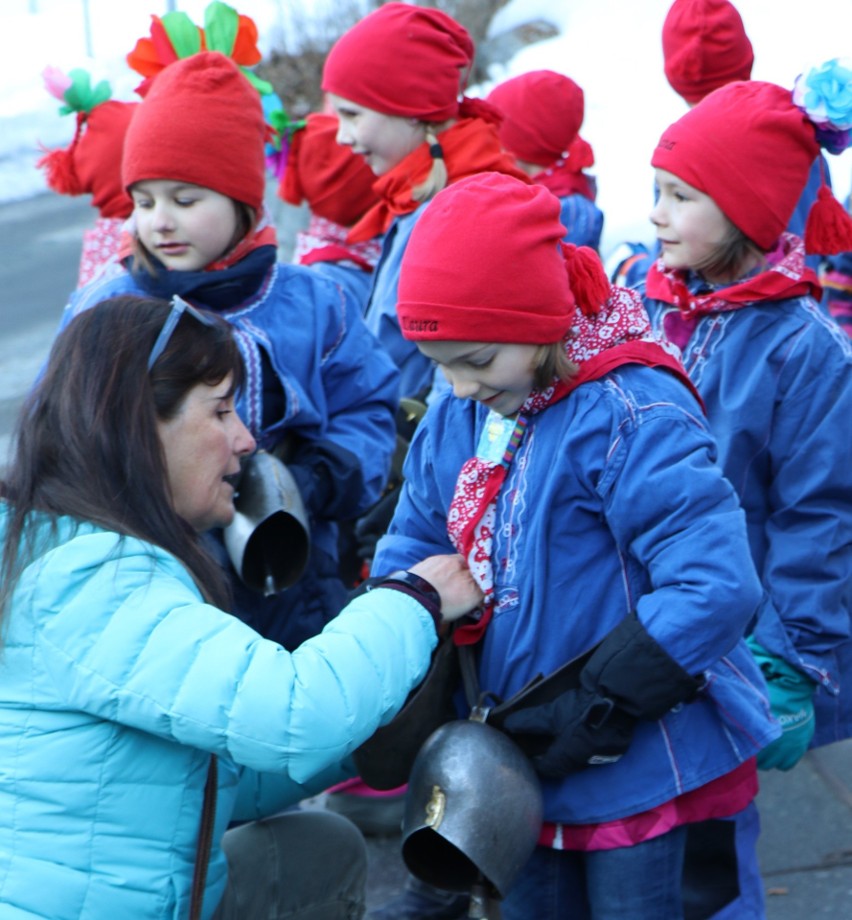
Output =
[{"x1": 0, "y1": 509, "x2": 437, "y2": 918}]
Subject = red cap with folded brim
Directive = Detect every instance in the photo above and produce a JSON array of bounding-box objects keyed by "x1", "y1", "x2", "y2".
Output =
[
  {"x1": 652, "y1": 81, "x2": 818, "y2": 250},
  {"x1": 122, "y1": 51, "x2": 267, "y2": 211},
  {"x1": 321, "y1": 1, "x2": 473, "y2": 122},
  {"x1": 398, "y1": 173, "x2": 575, "y2": 343}
]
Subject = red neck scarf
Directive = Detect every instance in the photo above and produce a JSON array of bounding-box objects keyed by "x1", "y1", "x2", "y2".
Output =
[
  {"x1": 347, "y1": 117, "x2": 530, "y2": 243},
  {"x1": 645, "y1": 233, "x2": 821, "y2": 316},
  {"x1": 448, "y1": 286, "x2": 695, "y2": 645}
]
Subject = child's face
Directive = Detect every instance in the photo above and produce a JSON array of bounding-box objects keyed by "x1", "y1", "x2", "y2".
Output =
[
  {"x1": 327, "y1": 93, "x2": 426, "y2": 176},
  {"x1": 650, "y1": 169, "x2": 732, "y2": 276},
  {"x1": 131, "y1": 180, "x2": 243, "y2": 271},
  {"x1": 417, "y1": 340, "x2": 540, "y2": 417}
]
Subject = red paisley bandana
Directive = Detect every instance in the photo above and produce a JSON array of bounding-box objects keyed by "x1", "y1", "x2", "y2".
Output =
[
  {"x1": 294, "y1": 214, "x2": 382, "y2": 271},
  {"x1": 448, "y1": 286, "x2": 694, "y2": 645},
  {"x1": 645, "y1": 234, "x2": 821, "y2": 317}
]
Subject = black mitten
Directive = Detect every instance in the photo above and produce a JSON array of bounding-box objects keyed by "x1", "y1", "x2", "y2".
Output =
[
  {"x1": 502, "y1": 687, "x2": 637, "y2": 778},
  {"x1": 502, "y1": 613, "x2": 704, "y2": 779},
  {"x1": 580, "y1": 612, "x2": 705, "y2": 719}
]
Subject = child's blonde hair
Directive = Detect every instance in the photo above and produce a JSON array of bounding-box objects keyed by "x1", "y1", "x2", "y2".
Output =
[
  {"x1": 411, "y1": 122, "x2": 452, "y2": 203},
  {"x1": 533, "y1": 342, "x2": 579, "y2": 389}
]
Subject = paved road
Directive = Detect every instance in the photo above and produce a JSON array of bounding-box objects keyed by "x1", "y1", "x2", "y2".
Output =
[
  {"x1": 0, "y1": 187, "x2": 306, "y2": 469},
  {"x1": 0, "y1": 193, "x2": 92, "y2": 466}
]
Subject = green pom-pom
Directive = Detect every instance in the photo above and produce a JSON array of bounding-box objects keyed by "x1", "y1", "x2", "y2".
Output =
[
  {"x1": 204, "y1": 1, "x2": 239, "y2": 56},
  {"x1": 161, "y1": 10, "x2": 202, "y2": 59},
  {"x1": 61, "y1": 69, "x2": 111, "y2": 115},
  {"x1": 243, "y1": 68, "x2": 274, "y2": 96}
]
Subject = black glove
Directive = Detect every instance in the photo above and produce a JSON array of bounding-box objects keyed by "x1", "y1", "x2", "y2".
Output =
[
  {"x1": 502, "y1": 687, "x2": 637, "y2": 778},
  {"x1": 580, "y1": 612, "x2": 705, "y2": 720},
  {"x1": 502, "y1": 613, "x2": 704, "y2": 779}
]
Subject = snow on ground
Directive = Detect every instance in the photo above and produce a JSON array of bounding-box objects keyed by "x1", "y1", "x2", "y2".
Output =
[{"x1": 1, "y1": 0, "x2": 851, "y2": 258}]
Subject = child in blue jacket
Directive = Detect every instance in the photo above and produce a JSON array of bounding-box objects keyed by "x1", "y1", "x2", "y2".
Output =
[
  {"x1": 321, "y1": 2, "x2": 530, "y2": 401},
  {"x1": 371, "y1": 171, "x2": 779, "y2": 919},
  {"x1": 642, "y1": 63, "x2": 852, "y2": 918},
  {"x1": 57, "y1": 52, "x2": 399, "y2": 651}
]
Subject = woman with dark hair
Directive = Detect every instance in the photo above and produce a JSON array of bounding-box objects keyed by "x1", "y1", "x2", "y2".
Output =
[{"x1": 0, "y1": 294, "x2": 482, "y2": 920}]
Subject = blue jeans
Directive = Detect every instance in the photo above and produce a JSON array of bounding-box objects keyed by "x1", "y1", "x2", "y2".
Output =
[{"x1": 501, "y1": 826, "x2": 688, "y2": 920}]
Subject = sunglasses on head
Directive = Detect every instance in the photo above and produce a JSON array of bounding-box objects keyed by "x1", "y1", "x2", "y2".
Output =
[{"x1": 147, "y1": 295, "x2": 219, "y2": 371}]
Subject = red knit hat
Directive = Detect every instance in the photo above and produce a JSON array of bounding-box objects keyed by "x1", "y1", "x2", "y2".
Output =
[
  {"x1": 487, "y1": 70, "x2": 585, "y2": 167},
  {"x1": 662, "y1": 0, "x2": 753, "y2": 104},
  {"x1": 278, "y1": 113, "x2": 379, "y2": 226},
  {"x1": 38, "y1": 100, "x2": 137, "y2": 219},
  {"x1": 122, "y1": 51, "x2": 267, "y2": 211},
  {"x1": 652, "y1": 78, "x2": 852, "y2": 253},
  {"x1": 398, "y1": 173, "x2": 610, "y2": 342},
  {"x1": 321, "y1": 2, "x2": 474, "y2": 122}
]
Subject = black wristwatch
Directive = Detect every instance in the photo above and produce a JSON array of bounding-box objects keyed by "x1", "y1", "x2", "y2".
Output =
[{"x1": 376, "y1": 570, "x2": 442, "y2": 630}]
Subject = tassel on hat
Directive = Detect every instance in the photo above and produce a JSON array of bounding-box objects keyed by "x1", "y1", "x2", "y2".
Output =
[
  {"x1": 37, "y1": 68, "x2": 136, "y2": 219},
  {"x1": 561, "y1": 244, "x2": 610, "y2": 316},
  {"x1": 795, "y1": 59, "x2": 852, "y2": 254},
  {"x1": 804, "y1": 185, "x2": 852, "y2": 255},
  {"x1": 37, "y1": 111, "x2": 86, "y2": 195}
]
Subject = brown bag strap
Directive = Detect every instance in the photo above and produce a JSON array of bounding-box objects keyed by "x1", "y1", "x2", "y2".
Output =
[{"x1": 189, "y1": 755, "x2": 218, "y2": 920}]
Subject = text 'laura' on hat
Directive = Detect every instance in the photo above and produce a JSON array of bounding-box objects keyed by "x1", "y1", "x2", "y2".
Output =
[{"x1": 397, "y1": 172, "x2": 577, "y2": 343}]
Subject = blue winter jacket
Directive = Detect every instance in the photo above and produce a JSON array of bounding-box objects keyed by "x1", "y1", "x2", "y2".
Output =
[
  {"x1": 643, "y1": 284, "x2": 852, "y2": 745},
  {"x1": 59, "y1": 257, "x2": 400, "y2": 647},
  {"x1": 558, "y1": 192, "x2": 604, "y2": 251},
  {"x1": 0, "y1": 508, "x2": 438, "y2": 919},
  {"x1": 374, "y1": 365, "x2": 778, "y2": 824},
  {"x1": 364, "y1": 205, "x2": 437, "y2": 400}
]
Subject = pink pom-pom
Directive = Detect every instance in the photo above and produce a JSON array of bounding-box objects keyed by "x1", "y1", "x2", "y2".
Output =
[{"x1": 42, "y1": 66, "x2": 72, "y2": 103}]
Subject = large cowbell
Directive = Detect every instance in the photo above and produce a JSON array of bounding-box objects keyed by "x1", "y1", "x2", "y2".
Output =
[
  {"x1": 402, "y1": 718, "x2": 543, "y2": 902},
  {"x1": 223, "y1": 450, "x2": 310, "y2": 596}
]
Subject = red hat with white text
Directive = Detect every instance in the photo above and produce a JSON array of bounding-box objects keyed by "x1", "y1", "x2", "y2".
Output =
[{"x1": 397, "y1": 173, "x2": 609, "y2": 342}]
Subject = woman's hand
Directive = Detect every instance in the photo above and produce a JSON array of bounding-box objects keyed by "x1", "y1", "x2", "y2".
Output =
[{"x1": 409, "y1": 554, "x2": 483, "y2": 622}]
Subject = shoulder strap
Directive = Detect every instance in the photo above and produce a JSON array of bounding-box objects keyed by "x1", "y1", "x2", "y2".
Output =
[{"x1": 189, "y1": 755, "x2": 218, "y2": 920}]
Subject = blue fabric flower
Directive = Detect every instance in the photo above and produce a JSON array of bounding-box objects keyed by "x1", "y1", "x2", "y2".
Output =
[{"x1": 793, "y1": 58, "x2": 852, "y2": 130}]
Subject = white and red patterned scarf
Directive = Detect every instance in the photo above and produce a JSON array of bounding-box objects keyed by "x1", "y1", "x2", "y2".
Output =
[
  {"x1": 294, "y1": 214, "x2": 382, "y2": 272},
  {"x1": 448, "y1": 286, "x2": 694, "y2": 645},
  {"x1": 645, "y1": 234, "x2": 821, "y2": 318}
]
